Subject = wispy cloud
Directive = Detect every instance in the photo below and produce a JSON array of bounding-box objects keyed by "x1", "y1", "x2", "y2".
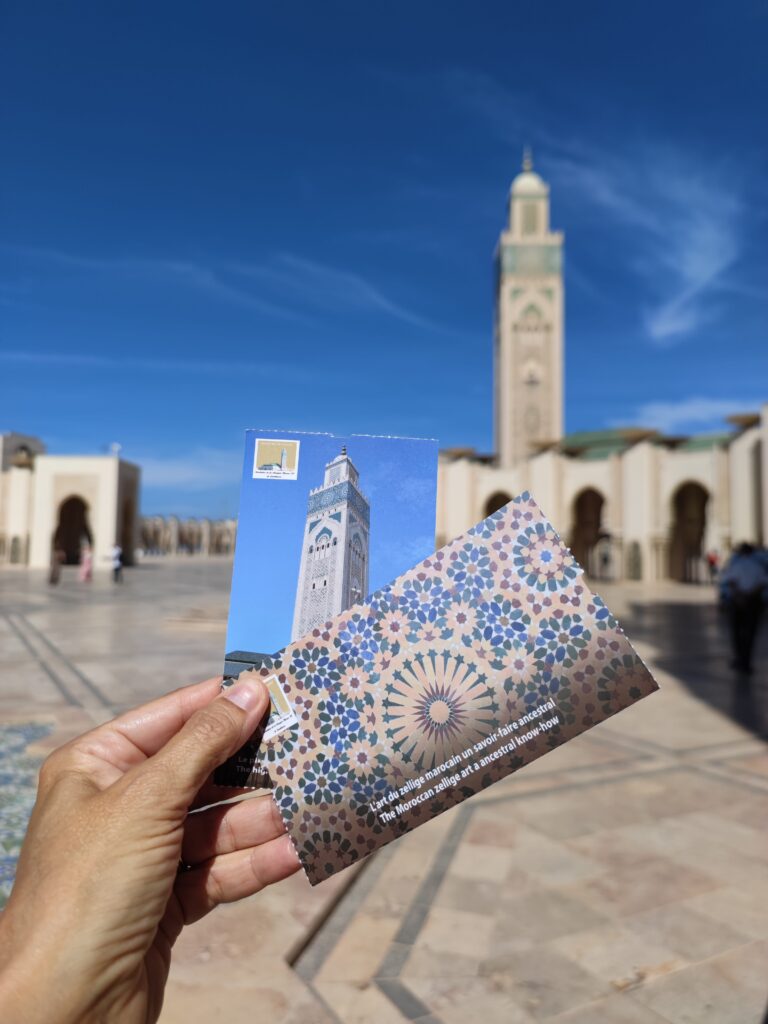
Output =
[
  {"x1": 0, "y1": 348, "x2": 294, "y2": 376},
  {"x1": 631, "y1": 396, "x2": 761, "y2": 433},
  {"x1": 419, "y1": 68, "x2": 756, "y2": 346},
  {"x1": 2, "y1": 243, "x2": 442, "y2": 332},
  {"x1": 231, "y1": 253, "x2": 439, "y2": 330},
  {"x1": 137, "y1": 446, "x2": 242, "y2": 490},
  {"x1": 544, "y1": 147, "x2": 746, "y2": 344},
  {"x1": 2, "y1": 244, "x2": 309, "y2": 322}
]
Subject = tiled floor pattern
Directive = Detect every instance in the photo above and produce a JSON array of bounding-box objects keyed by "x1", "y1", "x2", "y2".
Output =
[
  {"x1": 0, "y1": 563, "x2": 766, "y2": 1022},
  {"x1": 294, "y1": 720, "x2": 768, "y2": 1024},
  {"x1": 0, "y1": 721, "x2": 52, "y2": 905}
]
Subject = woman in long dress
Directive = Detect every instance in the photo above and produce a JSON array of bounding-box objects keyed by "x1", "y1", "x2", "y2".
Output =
[{"x1": 79, "y1": 543, "x2": 93, "y2": 582}]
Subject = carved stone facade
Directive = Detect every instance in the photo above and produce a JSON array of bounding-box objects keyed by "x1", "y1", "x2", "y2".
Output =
[{"x1": 292, "y1": 447, "x2": 370, "y2": 639}]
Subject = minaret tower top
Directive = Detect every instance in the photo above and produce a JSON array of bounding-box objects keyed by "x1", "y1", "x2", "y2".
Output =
[{"x1": 494, "y1": 150, "x2": 564, "y2": 468}]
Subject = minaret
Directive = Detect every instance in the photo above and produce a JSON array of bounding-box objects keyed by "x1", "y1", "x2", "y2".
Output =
[
  {"x1": 291, "y1": 447, "x2": 370, "y2": 639},
  {"x1": 494, "y1": 149, "x2": 564, "y2": 467}
]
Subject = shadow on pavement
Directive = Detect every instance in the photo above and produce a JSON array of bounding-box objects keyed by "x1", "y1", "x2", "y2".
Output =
[{"x1": 622, "y1": 595, "x2": 768, "y2": 741}]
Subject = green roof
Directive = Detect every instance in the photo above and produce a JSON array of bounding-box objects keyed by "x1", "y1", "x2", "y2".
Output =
[
  {"x1": 678, "y1": 433, "x2": 733, "y2": 452},
  {"x1": 558, "y1": 427, "x2": 658, "y2": 460},
  {"x1": 560, "y1": 429, "x2": 635, "y2": 447}
]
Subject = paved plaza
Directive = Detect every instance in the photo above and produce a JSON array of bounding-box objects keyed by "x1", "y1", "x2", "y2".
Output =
[{"x1": 1, "y1": 559, "x2": 767, "y2": 1023}]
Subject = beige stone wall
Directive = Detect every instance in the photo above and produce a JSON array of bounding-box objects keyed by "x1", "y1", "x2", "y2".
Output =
[
  {"x1": 28, "y1": 456, "x2": 123, "y2": 570},
  {"x1": 438, "y1": 425, "x2": 765, "y2": 584},
  {"x1": 728, "y1": 424, "x2": 764, "y2": 547}
]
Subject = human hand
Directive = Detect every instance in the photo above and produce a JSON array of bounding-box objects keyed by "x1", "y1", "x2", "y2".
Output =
[{"x1": 0, "y1": 674, "x2": 300, "y2": 1024}]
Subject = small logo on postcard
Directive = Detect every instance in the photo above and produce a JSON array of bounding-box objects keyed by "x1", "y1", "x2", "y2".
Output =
[
  {"x1": 262, "y1": 674, "x2": 299, "y2": 741},
  {"x1": 253, "y1": 438, "x2": 300, "y2": 481}
]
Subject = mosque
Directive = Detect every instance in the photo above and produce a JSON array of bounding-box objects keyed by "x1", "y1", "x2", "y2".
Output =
[
  {"x1": 435, "y1": 154, "x2": 767, "y2": 582},
  {"x1": 2, "y1": 155, "x2": 765, "y2": 580}
]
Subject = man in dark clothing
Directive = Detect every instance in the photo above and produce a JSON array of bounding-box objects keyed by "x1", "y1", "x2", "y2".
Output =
[{"x1": 720, "y1": 543, "x2": 768, "y2": 674}]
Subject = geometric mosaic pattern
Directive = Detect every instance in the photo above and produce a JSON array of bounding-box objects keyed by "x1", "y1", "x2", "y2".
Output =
[
  {"x1": 221, "y1": 493, "x2": 658, "y2": 884},
  {"x1": 0, "y1": 722, "x2": 52, "y2": 907}
]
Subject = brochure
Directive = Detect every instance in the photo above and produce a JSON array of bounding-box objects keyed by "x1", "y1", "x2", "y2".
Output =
[{"x1": 218, "y1": 487, "x2": 658, "y2": 886}]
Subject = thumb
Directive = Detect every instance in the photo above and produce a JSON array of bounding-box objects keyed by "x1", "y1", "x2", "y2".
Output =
[{"x1": 137, "y1": 673, "x2": 270, "y2": 808}]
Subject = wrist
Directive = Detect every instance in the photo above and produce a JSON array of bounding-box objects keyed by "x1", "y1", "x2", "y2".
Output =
[{"x1": 0, "y1": 939, "x2": 104, "y2": 1024}]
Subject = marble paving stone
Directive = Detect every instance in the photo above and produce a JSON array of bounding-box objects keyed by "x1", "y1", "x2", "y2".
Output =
[
  {"x1": 629, "y1": 940, "x2": 768, "y2": 1024},
  {"x1": 405, "y1": 976, "x2": 536, "y2": 1024},
  {"x1": 598, "y1": 769, "x2": 741, "y2": 820},
  {"x1": 684, "y1": 885, "x2": 768, "y2": 940},
  {"x1": 508, "y1": 790, "x2": 653, "y2": 841},
  {"x1": 546, "y1": 992, "x2": 672, "y2": 1023},
  {"x1": 400, "y1": 947, "x2": 481, "y2": 980},
  {"x1": 552, "y1": 922, "x2": 687, "y2": 990},
  {"x1": 483, "y1": 947, "x2": 612, "y2": 1020},
  {"x1": 623, "y1": 903, "x2": 751, "y2": 963},
  {"x1": 565, "y1": 851, "x2": 722, "y2": 918},
  {"x1": 315, "y1": 914, "x2": 401, "y2": 983},
  {"x1": 714, "y1": 791, "x2": 768, "y2": 830},
  {"x1": 677, "y1": 810, "x2": 768, "y2": 859},
  {"x1": 314, "y1": 981, "x2": 409, "y2": 1024},
  {"x1": 603, "y1": 694, "x2": 750, "y2": 753},
  {"x1": 433, "y1": 874, "x2": 506, "y2": 917},
  {"x1": 495, "y1": 889, "x2": 609, "y2": 947},
  {"x1": 160, "y1": 981, "x2": 336, "y2": 1024},
  {"x1": 572, "y1": 817, "x2": 768, "y2": 892},
  {"x1": 502, "y1": 825, "x2": 604, "y2": 887},
  {"x1": 447, "y1": 841, "x2": 515, "y2": 883},
  {"x1": 416, "y1": 905, "x2": 496, "y2": 959},
  {"x1": 726, "y1": 751, "x2": 768, "y2": 777},
  {"x1": 566, "y1": 826, "x2": 659, "y2": 871},
  {"x1": 548, "y1": 995, "x2": 671, "y2": 1019},
  {"x1": 462, "y1": 808, "x2": 521, "y2": 847}
]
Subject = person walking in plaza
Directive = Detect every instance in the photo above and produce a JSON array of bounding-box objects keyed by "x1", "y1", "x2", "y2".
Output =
[
  {"x1": 78, "y1": 542, "x2": 93, "y2": 583},
  {"x1": 111, "y1": 542, "x2": 123, "y2": 583},
  {"x1": 719, "y1": 542, "x2": 768, "y2": 675},
  {"x1": 706, "y1": 549, "x2": 719, "y2": 582},
  {"x1": 48, "y1": 543, "x2": 64, "y2": 585}
]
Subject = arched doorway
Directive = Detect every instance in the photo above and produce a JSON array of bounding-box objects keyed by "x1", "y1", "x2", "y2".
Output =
[
  {"x1": 669, "y1": 482, "x2": 708, "y2": 582},
  {"x1": 484, "y1": 491, "x2": 513, "y2": 517},
  {"x1": 54, "y1": 496, "x2": 93, "y2": 565},
  {"x1": 570, "y1": 488, "x2": 605, "y2": 576}
]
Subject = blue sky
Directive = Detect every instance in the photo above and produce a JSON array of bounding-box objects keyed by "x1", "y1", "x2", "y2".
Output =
[
  {"x1": 227, "y1": 432, "x2": 437, "y2": 655},
  {"x1": 1, "y1": 3, "x2": 766, "y2": 516}
]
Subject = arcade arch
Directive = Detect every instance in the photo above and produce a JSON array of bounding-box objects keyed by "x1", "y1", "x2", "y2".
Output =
[
  {"x1": 54, "y1": 496, "x2": 92, "y2": 565},
  {"x1": 669, "y1": 482, "x2": 709, "y2": 582},
  {"x1": 569, "y1": 488, "x2": 605, "y2": 577}
]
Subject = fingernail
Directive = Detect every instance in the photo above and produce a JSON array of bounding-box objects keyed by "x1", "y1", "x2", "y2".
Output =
[{"x1": 224, "y1": 675, "x2": 268, "y2": 712}]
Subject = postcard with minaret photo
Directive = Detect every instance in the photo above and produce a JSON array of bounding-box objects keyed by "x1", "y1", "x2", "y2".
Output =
[{"x1": 218, "y1": 429, "x2": 439, "y2": 780}]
